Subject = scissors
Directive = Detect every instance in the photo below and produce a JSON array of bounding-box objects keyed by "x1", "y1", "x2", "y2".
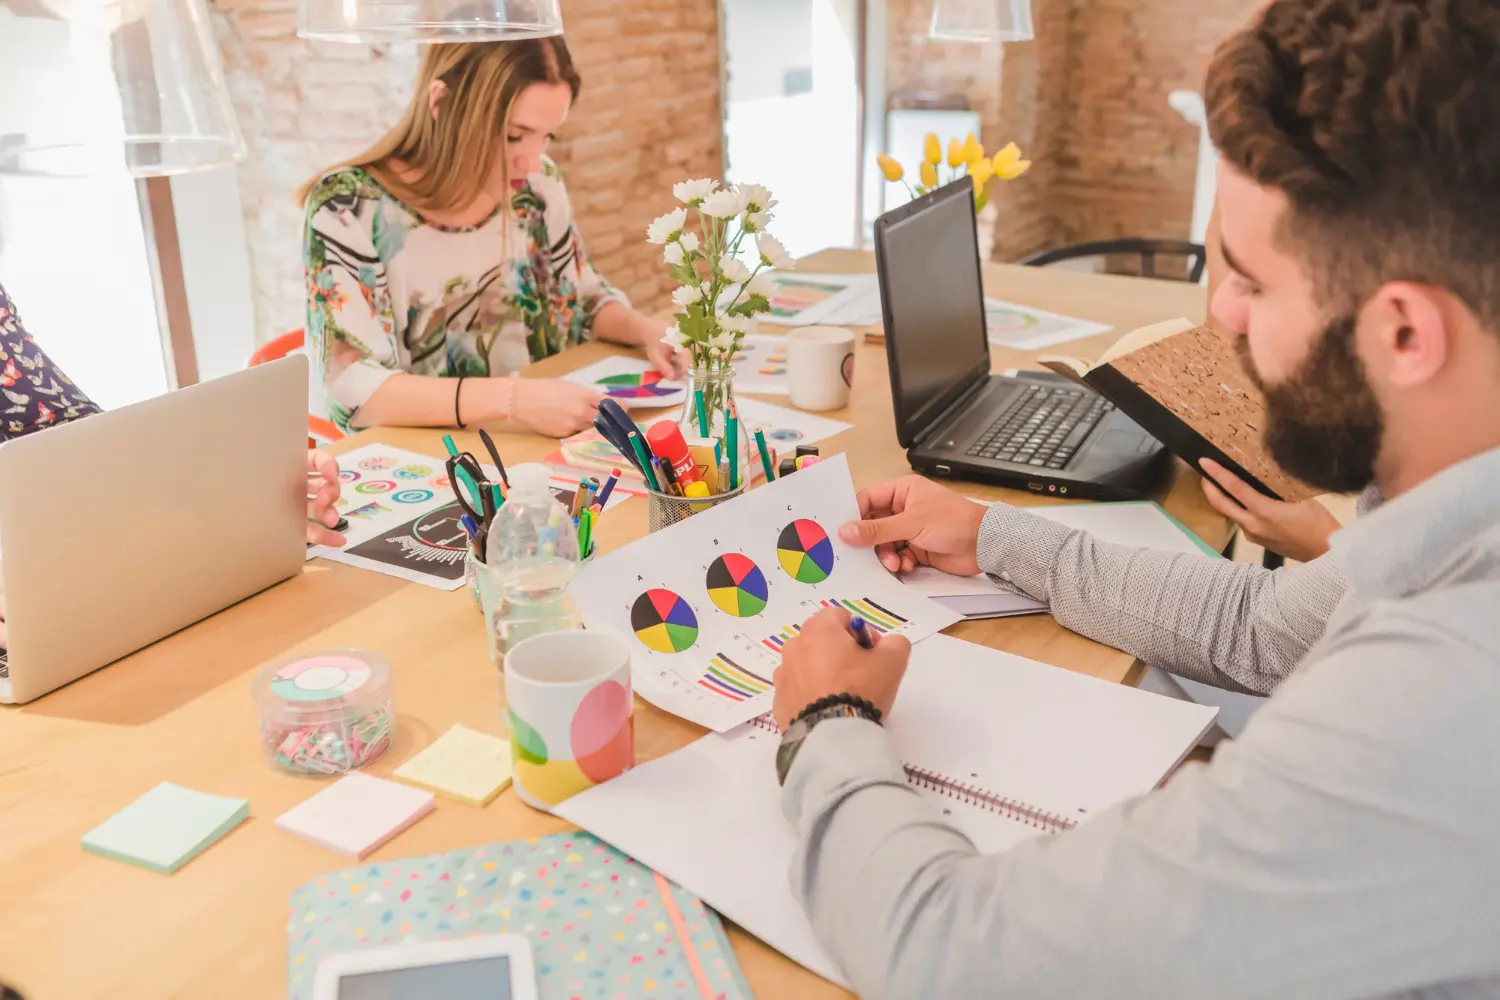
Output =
[{"x1": 445, "y1": 452, "x2": 494, "y2": 523}]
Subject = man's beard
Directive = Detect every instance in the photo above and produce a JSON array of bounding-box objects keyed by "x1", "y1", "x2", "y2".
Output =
[{"x1": 1235, "y1": 314, "x2": 1385, "y2": 495}]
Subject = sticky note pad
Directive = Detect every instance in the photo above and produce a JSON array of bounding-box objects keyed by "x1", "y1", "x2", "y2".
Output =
[
  {"x1": 81, "y1": 782, "x2": 249, "y2": 874},
  {"x1": 393, "y1": 725, "x2": 513, "y2": 807},
  {"x1": 275, "y1": 772, "x2": 434, "y2": 859}
]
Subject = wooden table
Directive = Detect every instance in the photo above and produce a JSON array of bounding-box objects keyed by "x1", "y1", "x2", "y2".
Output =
[{"x1": 0, "y1": 251, "x2": 1222, "y2": 999}]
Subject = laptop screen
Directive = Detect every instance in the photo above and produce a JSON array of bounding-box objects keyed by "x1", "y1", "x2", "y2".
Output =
[{"x1": 875, "y1": 177, "x2": 992, "y2": 446}]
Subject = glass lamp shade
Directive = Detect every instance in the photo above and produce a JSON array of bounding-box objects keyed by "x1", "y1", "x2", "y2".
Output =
[
  {"x1": 298, "y1": 0, "x2": 564, "y2": 43},
  {"x1": 929, "y1": 0, "x2": 1035, "y2": 42},
  {"x1": 0, "y1": 0, "x2": 245, "y2": 177}
]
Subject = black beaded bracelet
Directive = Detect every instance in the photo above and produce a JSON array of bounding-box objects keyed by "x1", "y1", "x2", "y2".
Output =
[
  {"x1": 454, "y1": 376, "x2": 468, "y2": 429},
  {"x1": 793, "y1": 693, "x2": 882, "y2": 727}
]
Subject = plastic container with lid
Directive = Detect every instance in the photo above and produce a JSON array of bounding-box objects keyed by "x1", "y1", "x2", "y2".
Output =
[{"x1": 252, "y1": 648, "x2": 394, "y2": 777}]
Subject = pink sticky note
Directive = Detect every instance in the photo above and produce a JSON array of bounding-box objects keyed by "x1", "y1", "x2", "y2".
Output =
[{"x1": 274, "y1": 772, "x2": 435, "y2": 859}]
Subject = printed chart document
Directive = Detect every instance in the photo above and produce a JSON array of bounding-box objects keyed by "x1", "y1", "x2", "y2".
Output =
[
  {"x1": 899, "y1": 499, "x2": 1220, "y2": 618},
  {"x1": 570, "y1": 455, "x2": 961, "y2": 731},
  {"x1": 557, "y1": 633, "x2": 1218, "y2": 987}
]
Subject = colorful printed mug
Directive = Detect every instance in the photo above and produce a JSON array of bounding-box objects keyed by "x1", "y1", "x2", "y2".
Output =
[{"x1": 504, "y1": 630, "x2": 635, "y2": 809}]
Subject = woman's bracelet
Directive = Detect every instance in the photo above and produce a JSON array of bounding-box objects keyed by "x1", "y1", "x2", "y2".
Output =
[{"x1": 454, "y1": 376, "x2": 467, "y2": 429}]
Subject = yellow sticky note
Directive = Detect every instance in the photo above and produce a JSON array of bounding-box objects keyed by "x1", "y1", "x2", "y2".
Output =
[{"x1": 393, "y1": 725, "x2": 513, "y2": 806}]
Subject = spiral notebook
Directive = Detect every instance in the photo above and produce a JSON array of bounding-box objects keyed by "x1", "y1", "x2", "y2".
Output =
[{"x1": 556, "y1": 634, "x2": 1218, "y2": 987}]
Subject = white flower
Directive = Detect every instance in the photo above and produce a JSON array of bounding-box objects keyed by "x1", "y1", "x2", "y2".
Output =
[
  {"x1": 671, "y1": 286, "x2": 699, "y2": 310},
  {"x1": 718, "y1": 313, "x2": 754, "y2": 335},
  {"x1": 736, "y1": 183, "x2": 777, "y2": 214},
  {"x1": 673, "y1": 178, "x2": 719, "y2": 206},
  {"x1": 707, "y1": 329, "x2": 738, "y2": 352},
  {"x1": 757, "y1": 233, "x2": 794, "y2": 269},
  {"x1": 701, "y1": 188, "x2": 750, "y2": 219},
  {"x1": 741, "y1": 210, "x2": 772, "y2": 233},
  {"x1": 719, "y1": 253, "x2": 752, "y2": 283},
  {"x1": 646, "y1": 207, "x2": 687, "y2": 245},
  {"x1": 747, "y1": 271, "x2": 776, "y2": 297},
  {"x1": 662, "y1": 324, "x2": 689, "y2": 349},
  {"x1": 679, "y1": 232, "x2": 700, "y2": 253},
  {"x1": 664, "y1": 242, "x2": 687, "y2": 266}
]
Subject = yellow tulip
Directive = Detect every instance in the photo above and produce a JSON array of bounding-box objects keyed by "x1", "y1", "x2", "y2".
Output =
[
  {"x1": 946, "y1": 137, "x2": 964, "y2": 168},
  {"x1": 962, "y1": 133, "x2": 985, "y2": 164},
  {"x1": 920, "y1": 160, "x2": 939, "y2": 189},
  {"x1": 923, "y1": 132, "x2": 942, "y2": 165},
  {"x1": 992, "y1": 142, "x2": 1032, "y2": 180},
  {"x1": 877, "y1": 154, "x2": 905, "y2": 183},
  {"x1": 968, "y1": 157, "x2": 994, "y2": 191}
]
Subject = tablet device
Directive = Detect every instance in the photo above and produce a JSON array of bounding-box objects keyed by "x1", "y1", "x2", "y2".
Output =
[{"x1": 312, "y1": 934, "x2": 537, "y2": 1000}]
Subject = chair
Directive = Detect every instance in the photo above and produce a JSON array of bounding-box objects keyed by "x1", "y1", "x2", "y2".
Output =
[
  {"x1": 247, "y1": 329, "x2": 343, "y2": 447},
  {"x1": 1021, "y1": 239, "x2": 1207, "y2": 284}
]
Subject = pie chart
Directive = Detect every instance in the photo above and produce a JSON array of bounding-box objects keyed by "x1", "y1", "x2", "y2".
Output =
[
  {"x1": 597, "y1": 370, "x2": 678, "y2": 399},
  {"x1": 706, "y1": 553, "x2": 769, "y2": 617},
  {"x1": 631, "y1": 588, "x2": 699, "y2": 653},
  {"x1": 778, "y1": 519, "x2": 835, "y2": 584}
]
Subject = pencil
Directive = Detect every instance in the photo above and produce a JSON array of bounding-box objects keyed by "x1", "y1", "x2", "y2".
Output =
[
  {"x1": 628, "y1": 432, "x2": 661, "y2": 492},
  {"x1": 727, "y1": 415, "x2": 740, "y2": 490},
  {"x1": 754, "y1": 428, "x2": 775, "y2": 483}
]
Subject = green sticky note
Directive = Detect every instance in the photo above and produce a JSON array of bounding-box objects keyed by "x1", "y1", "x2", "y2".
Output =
[{"x1": 81, "y1": 782, "x2": 250, "y2": 874}]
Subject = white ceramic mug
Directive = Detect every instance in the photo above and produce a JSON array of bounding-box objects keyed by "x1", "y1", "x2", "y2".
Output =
[
  {"x1": 787, "y1": 326, "x2": 856, "y2": 411},
  {"x1": 504, "y1": 630, "x2": 635, "y2": 810}
]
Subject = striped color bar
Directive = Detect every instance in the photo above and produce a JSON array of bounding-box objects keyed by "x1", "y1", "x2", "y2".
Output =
[
  {"x1": 698, "y1": 654, "x2": 774, "y2": 702},
  {"x1": 761, "y1": 624, "x2": 802, "y2": 655},
  {"x1": 818, "y1": 597, "x2": 909, "y2": 633}
]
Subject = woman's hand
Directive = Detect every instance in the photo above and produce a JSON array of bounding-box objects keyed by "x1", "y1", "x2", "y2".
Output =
[
  {"x1": 514, "y1": 378, "x2": 605, "y2": 438},
  {"x1": 306, "y1": 450, "x2": 346, "y2": 548},
  {"x1": 1200, "y1": 458, "x2": 1340, "y2": 563},
  {"x1": 593, "y1": 302, "x2": 685, "y2": 377}
]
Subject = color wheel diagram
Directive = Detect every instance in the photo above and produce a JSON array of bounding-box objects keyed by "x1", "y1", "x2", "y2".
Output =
[
  {"x1": 706, "y1": 553, "x2": 769, "y2": 617},
  {"x1": 631, "y1": 589, "x2": 699, "y2": 653},
  {"x1": 597, "y1": 370, "x2": 677, "y2": 400},
  {"x1": 777, "y1": 519, "x2": 835, "y2": 584}
]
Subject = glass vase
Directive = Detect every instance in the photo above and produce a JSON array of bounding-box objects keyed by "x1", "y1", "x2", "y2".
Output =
[{"x1": 675, "y1": 366, "x2": 755, "y2": 491}]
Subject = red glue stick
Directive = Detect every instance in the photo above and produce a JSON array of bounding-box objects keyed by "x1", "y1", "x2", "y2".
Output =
[{"x1": 646, "y1": 421, "x2": 702, "y2": 488}]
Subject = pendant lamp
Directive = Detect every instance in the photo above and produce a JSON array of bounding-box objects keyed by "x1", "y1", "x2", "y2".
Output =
[
  {"x1": 298, "y1": 0, "x2": 564, "y2": 43},
  {"x1": 0, "y1": 0, "x2": 245, "y2": 177},
  {"x1": 929, "y1": 0, "x2": 1035, "y2": 42}
]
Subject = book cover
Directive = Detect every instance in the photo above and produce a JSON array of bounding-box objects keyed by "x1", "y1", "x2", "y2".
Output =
[{"x1": 1040, "y1": 321, "x2": 1316, "y2": 502}]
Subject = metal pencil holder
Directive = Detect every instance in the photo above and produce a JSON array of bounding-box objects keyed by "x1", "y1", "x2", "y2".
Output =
[{"x1": 646, "y1": 480, "x2": 748, "y2": 532}]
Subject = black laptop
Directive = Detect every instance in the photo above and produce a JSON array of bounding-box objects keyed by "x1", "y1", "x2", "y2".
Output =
[{"x1": 874, "y1": 177, "x2": 1169, "y2": 501}]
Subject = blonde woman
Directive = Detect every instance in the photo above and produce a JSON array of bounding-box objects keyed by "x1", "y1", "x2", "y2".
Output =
[{"x1": 300, "y1": 38, "x2": 678, "y2": 437}]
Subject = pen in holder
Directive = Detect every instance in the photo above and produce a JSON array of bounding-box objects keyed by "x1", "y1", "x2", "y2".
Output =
[{"x1": 645, "y1": 479, "x2": 748, "y2": 533}]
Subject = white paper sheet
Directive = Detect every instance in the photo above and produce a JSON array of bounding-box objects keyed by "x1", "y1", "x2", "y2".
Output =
[
  {"x1": 569, "y1": 455, "x2": 961, "y2": 731},
  {"x1": 556, "y1": 633, "x2": 1218, "y2": 987},
  {"x1": 896, "y1": 500, "x2": 1218, "y2": 617},
  {"x1": 757, "y1": 273, "x2": 880, "y2": 327},
  {"x1": 561, "y1": 356, "x2": 686, "y2": 410},
  {"x1": 733, "y1": 396, "x2": 852, "y2": 453},
  {"x1": 723, "y1": 334, "x2": 792, "y2": 395},
  {"x1": 983, "y1": 298, "x2": 1114, "y2": 350}
]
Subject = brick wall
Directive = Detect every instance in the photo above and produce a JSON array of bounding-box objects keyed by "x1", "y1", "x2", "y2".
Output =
[
  {"x1": 885, "y1": 0, "x2": 1259, "y2": 266},
  {"x1": 210, "y1": 0, "x2": 723, "y2": 344}
]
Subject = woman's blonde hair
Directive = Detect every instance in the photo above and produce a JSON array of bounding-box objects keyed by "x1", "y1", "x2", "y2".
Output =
[{"x1": 297, "y1": 37, "x2": 580, "y2": 213}]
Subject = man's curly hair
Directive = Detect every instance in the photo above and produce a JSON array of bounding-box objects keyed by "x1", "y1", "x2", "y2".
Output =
[{"x1": 1206, "y1": 0, "x2": 1500, "y2": 327}]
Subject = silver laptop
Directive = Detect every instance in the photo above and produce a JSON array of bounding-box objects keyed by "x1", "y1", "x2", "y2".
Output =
[{"x1": 0, "y1": 356, "x2": 310, "y2": 703}]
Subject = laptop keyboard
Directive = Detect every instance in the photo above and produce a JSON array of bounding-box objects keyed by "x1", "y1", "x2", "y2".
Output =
[{"x1": 965, "y1": 384, "x2": 1114, "y2": 469}]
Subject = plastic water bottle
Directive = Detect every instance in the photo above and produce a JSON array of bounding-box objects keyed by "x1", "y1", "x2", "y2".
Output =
[{"x1": 485, "y1": 463, "x2": 582, "y2": 666}]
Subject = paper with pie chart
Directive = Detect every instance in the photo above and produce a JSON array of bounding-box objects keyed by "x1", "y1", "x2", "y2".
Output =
[
  {"x1": 571, "y1": 453, "x2": 960, "y2": 731},
  {"x1": 562, "y1": 356, "x2": 687, "y2": 410}
]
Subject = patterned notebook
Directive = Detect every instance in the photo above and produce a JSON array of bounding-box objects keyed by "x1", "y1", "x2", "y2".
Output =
[{"x1": 286, "y1": 832, "x2": 754, "y2": 1000}]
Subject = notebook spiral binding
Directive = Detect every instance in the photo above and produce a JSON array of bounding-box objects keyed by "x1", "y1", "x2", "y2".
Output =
[{"x1": 749, "y1": 713, "x2": 1076, "y2": 835}]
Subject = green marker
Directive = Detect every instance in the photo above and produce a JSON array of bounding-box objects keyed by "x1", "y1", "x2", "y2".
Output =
[
  {"x1": 754, "y1": 428, "x2": 775, "y2": 483},
  {"x1": 627, "y1": 431, "x2": 661, "y2": 492}
]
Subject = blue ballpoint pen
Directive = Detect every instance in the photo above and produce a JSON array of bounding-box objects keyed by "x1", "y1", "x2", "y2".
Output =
[{"x1": 849, "y1": 616, "x2": 874, "y2": 649}]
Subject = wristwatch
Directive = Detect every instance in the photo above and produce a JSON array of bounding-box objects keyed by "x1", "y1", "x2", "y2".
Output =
[{"x1": 776, "y1": 700, "x2": 882, "y2": 786}]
